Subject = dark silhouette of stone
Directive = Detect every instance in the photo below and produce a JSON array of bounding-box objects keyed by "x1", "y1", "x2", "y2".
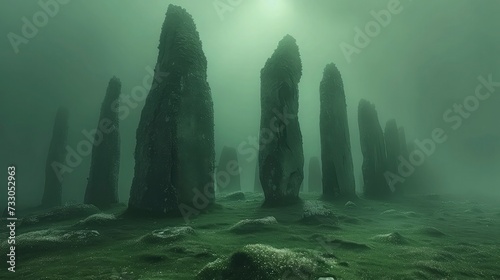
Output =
[
  {"x1": 41, "y1": 107, "x2": 69, "y2": 208},
  {"x1": 358, "y1": 100, "x2": 391, "y2": 199},
  {"x1": 84, "y1": 77, "x2": 121, "y2": 208},
  {"x1": 258, "y1": 35, "x2": 303, "y2": 206},
  {"x1": 216, "y1": 146, "x2": 241, "y2": 193},
  {"x1": 320, "y1": 63, "x2": 356, "y2": 199},
  {"x1": 308, "y1": 157, "x2": 321, "y2": 193},
  {"x1": 128, "y1": 5, "x2": 214, "y2": 216}
]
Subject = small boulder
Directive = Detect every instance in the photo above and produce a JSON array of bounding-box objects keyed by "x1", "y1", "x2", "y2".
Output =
[
  {"x1": 229, "y1": 216, "x2": 278, "y2": 234},
  {"x1": 196, "y1": 244, "x2": 337, "y2": 280},
  {"x1": 74, "y1": 213, "x2": 116, "y2": 228},
  {"x1": 301, "y1": 201, "x2": 337, "y2": 225},
  {"x1": 345, "y1": 201, "x2": 357, "y2": 208}
]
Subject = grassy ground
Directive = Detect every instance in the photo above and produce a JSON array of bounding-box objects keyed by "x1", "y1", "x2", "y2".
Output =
[{"x1": 1, "y1": 192, "x2": 499, "y2": 279}]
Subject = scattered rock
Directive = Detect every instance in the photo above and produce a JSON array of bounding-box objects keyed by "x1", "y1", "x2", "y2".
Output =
[
  {"x1": 345, "y1": 201, "x2": 356, "y2": 208},
  {"x1": 196, "y1": 244, "x2": 337, "y2": 280},
  {"x1": 301, "y1": 201, "x2": 337, "y2": 225},
  {"x1": 229, "y1": 216, "x2": 278, "y2": 234},
  {"x1": 370, "y1": 232, "x2": 408, "y2": 245},
  {"x1": 74, "y1": 213, "x2": 116, "y2": 228},
  {"x1": 139, "y1": 227, "x2": 195, "y2": 244}
]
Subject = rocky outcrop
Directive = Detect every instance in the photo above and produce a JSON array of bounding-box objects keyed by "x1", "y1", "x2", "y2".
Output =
[
  {"x1": 84, "y1": 77, "x2": 121, "y2": 208},
  {"x1": 258, "y1": 35, "x2": 303, "y2": 206},
  {"x1": 128, "y1": 5, "x2": 214, "y2": 216},
  {"x1": 358, "y1": 100, "x2": 391, "y2": 199},
  {"x1": 41, "y1": 107, "x2": 69, "y2": 208},
  {"x1": 216, "y1": 146, "x2": 241, "y2": 193},
  {"x1": 308, "y1": 157, "x2": 321, "y2": 193},
  {"x1": 320, "y1": 63, "x2": 356, "y2": 199}
]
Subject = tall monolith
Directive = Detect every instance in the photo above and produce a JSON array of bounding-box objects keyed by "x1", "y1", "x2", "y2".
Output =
[
  {"x1": 358, "y1": 100, "x2": 391, "y2": 199},
  {"x1": 259, "y1": 35, "x2": 303, "y2": 206},
  {"x1": 128, "y1": 5, "x2": 214, "y2": 216},
  {"x1": 320, "y1": 63, "x2": 356, "y2": 199},
  {"x1": 41, "y1": 107, "x2": 69, "y2": 208},
  {"x1": 216, "y1": 146, "x2": 241, "y2": 193},
  {"x1": 308, "y1": 157, "x2": 322, "y2": 193},
  {"x1": 84, "y1": 77, "x2": 121, "y2": 208}
]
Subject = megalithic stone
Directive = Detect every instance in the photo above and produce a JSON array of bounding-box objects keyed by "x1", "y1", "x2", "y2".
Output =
[
  {"x1": 128, "y1": 4, "x2": 215, "y2": 216},
  {"x1": 358, "y1": 99, "x2": 391, "y2": 199},
  {"x1": 216, "y1": 146, "x2": 241, "y2": 193},
  {"x1": 41, "y1": 106, "x2": 69, "y2": 208},
  {"x1": 259, "y1": 34, "x2": 303, "y2": 206},
  {"x1": 254, "y1": 163, "x2": 263, "y2": 193},
  {"x1": 320, "y1": 63, "x2": 356, "y2": 199},
  {"x1": 84, "y1": 77, "x2": 121, "y2": 208},
  {"x1": 308, "y1": 157, "x2": 322, "y2": 193}
]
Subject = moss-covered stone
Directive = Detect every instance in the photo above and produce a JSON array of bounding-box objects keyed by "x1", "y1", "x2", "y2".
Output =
[{"x1": 196, "y1": 244, "x2": 337, "y2": 280}]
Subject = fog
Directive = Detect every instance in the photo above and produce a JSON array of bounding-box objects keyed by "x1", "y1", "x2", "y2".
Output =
[{"x1": 1, "y1": 0, "x2": 499, "y2": 209}]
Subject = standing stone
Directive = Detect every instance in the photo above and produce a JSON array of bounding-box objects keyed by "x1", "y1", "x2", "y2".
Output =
[
  {"x1": 358, "y1": 100, "x2": 391, "y2": 199},
  {"x1": 216, "y1": 146, "x2": 241, "y2": 193},
  {"x1": 320, "y1": 63, "x2": 356, "y2": 199},
  {"x1": 259, "y1": 35, "x2": 303, "y2": 206},
  {"x1": 84, "y1": 77, "x2": 121, "y2": 208},
  {"x1": 308, "y1": 157, "x2": 322, "y2": 193},
  {"x1": 128, "y1": 5, "x2": 214, "y2": 216},
  {"x1": 41, "y1": 107, "x2": 69, "y2": 208}
]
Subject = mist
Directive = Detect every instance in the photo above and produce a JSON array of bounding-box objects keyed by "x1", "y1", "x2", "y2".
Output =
[{"x1": 1, "y1": 0, "x2": 499, "y2": 209}]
